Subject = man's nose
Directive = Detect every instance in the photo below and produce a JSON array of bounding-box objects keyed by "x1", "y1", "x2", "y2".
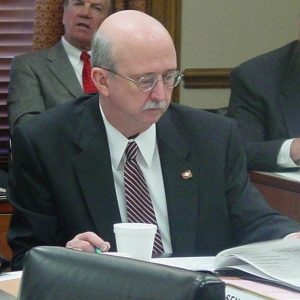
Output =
[
  {"x1": 78, "y1": 4, "x2": 92, "y2": 17},
  {"x1": 150, "y1": 78, "x2": 166, "y2": 100}
]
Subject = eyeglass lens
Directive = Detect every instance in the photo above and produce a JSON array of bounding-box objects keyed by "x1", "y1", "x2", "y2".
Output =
[{"x1": 138, "y1": 71, "x2": 182, "y2": 91}]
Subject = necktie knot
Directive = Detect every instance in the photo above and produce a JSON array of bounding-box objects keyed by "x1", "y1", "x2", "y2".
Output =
[
  {"x1": 80, "y1": 51, "x2": 90, "y2": 62},
  {"x1": 125, "y1": 141, "x2": 138, "y2": 161}
]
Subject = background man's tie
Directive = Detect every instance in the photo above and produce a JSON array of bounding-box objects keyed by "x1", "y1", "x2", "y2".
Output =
[
  {"x1": 124, "y1": 141, "x2": 164, "y2": 254},
  {"x1": 80, "y1": 51, "x2": 97, "y2": 94}
]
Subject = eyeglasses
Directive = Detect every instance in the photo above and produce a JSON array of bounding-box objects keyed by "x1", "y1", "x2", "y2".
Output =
[{"x1": 101, "y1": 67, "x2": 183, "y2": 92}]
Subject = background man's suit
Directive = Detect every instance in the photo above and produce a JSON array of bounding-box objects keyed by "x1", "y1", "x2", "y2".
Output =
[
  {"x1": 8, "y1": 95, "x2": 300, "y2": 270},
  {"x1": 227, "y1": 41, "x2": 300, "y2": 171},
  {"x1": 8, "y1": 40, "x2": 83, "y2": 128}
]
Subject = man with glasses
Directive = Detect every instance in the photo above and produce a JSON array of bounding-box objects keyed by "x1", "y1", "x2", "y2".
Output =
[{"x1": 8, "y1": 10, "x2": 300, "y2": 270}]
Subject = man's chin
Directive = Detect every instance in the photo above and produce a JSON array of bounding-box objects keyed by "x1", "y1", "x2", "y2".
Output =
[{"x1": 73, "y1": 32, "x2": 93, "y2": 47}]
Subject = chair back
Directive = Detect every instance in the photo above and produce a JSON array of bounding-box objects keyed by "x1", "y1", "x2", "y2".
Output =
[{"x1": 18, "y1": 246, "x2": 225, "y2": 300}]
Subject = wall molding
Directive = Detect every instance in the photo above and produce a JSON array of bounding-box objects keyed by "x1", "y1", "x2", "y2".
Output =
[{"x1": 183, "y1": 68, "x2": 232, "y2": 89}]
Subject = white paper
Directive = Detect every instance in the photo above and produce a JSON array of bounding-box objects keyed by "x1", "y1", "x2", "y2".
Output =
[
  {"x1": 151, "y1": 239, "x2": 300, "y2": 292},
  {"x1": 214, "y1": 239, "x2": 300, "y2": 290},
  {"x1": 150, "y1": 256, "x2": 215, "y2": 271},
  {"x1": 0, "y1": 271, "x2": 22, "y2": 282},
  {"x1": 275, "y1": 170, "x2": 300, "y2": 182}
]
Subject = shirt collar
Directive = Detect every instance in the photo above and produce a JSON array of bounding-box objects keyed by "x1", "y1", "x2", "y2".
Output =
[
  {"x1": 61, "y1": 36, "x2": 91, "y2": 62},
  {"x1": 99, "y1": 103, "x2": 157, "y2": 169}
]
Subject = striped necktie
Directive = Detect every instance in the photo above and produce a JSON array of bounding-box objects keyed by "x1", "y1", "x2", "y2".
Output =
[
  {"x1": 80, "y1": 51, "x2": 97, "y2": 94},
  {"x1": 124, "y1": 141, "x2": 164, "y2": 255}
]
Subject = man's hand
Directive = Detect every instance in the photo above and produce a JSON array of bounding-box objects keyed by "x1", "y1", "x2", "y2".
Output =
[{"x1": 66, "y1": 231, "x2": 111, "y2": 253}]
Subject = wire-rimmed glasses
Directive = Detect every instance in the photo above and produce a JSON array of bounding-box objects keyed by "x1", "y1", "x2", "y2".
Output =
[{"x1": 101, "y1": 67, "x2": 183, "y2": 92}]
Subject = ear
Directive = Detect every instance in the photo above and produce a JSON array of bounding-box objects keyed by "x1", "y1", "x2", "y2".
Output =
[{"x1": 91, "y1": 67, "x2": 110, "y2": 96}]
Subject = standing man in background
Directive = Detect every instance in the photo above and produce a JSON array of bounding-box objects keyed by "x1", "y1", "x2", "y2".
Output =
[
  {"x1": 8, "y1": 0, "x2": 113, "y2": 129},
  {"x1": 227, "y1": 35, "x2": 300, "y2": 172}
]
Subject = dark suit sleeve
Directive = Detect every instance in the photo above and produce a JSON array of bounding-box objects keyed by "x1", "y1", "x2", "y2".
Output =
[
  {"x1": 227, "y1": 67, "x2": 286, "y2": 171},
  {"x1": 8, "y1": 56, "x2": 47, "y2": 129},
  {"x1": 7, "y1": 125, "x2": 63, "y2": 270},
  {"x1": 224, "y1": 121, "x2": 300, "y2": 244}
]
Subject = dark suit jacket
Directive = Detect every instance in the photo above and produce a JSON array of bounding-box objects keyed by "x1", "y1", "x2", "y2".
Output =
[
  {"x1": 8, "y1": 40, "x2": 84, "y2": 128},
  {"x1": 8, "y1": 95, "x2": 300, "y2": 270},
  {"x1": 227, "y1": 40, "x2": 300, "y2": 171}
]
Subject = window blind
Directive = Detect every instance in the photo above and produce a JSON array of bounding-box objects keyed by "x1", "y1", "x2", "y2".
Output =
[{"x1": 0, "y1": 0, "x2": 35, "y2": 170}]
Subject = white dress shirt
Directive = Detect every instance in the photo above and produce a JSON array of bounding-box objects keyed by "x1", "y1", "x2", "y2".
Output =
[
  {"x1": 61, "y1": 37, "x2": 91, "y2": 89},
  {"x1": 99, "y1": 104, "x2": 173, "y2": 253}
]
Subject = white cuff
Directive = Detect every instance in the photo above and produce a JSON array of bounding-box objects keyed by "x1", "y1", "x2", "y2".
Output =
[
  {"x1": 277, "y1": 139, "x2": 298, "y2": 168},
  {"x1": 284, "y1": 232, "x2": 300, "y2": 240}
]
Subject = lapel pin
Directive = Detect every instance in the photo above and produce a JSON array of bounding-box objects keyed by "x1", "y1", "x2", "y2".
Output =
[{"x1": 181, "y1": 170, "x2": 193, "y2": 179}]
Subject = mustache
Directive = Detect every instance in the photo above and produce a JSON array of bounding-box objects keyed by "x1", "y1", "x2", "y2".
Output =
[{"x1": 142, "y1": 100, "x2": 167, "y2": 111}]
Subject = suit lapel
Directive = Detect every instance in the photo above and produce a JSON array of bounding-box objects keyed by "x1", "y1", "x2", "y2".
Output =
[
  {"x1": 47, "y1": 41, "x2": 83, "y2": 98},
  {"x1": 157, "y1": 112, "x2": 199, "y2": 256},
  {"x1": 72, "y1": 97, "x2": 121, "y2": 245},
  {"x1": 279, "y1": 41, "x2": 300, "y2": 136},
  {"x1": 71, "y1": 100, "x2": 200, "y2": 252}
]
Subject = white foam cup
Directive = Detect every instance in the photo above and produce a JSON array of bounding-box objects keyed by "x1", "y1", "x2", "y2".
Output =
[{"x1": 113, "y1": 223, "x2": 157, "y2": 261}]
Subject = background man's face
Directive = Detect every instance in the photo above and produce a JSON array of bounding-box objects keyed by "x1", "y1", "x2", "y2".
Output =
[{"x1": 63, "y1": 0, "x2": 112, "y2": 50}]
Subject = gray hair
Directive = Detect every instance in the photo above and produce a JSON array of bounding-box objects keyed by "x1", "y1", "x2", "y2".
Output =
[{"x1": 91, "y1": 31, "x2": 115, "y2": 71}]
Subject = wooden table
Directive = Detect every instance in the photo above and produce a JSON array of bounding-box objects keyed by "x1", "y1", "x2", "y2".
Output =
[
  {"x1": 0, "y1": 278, "x2": 19, "y2": 299},
  {"x1": 0, "y1": 201, "x2": 12, "y2": 260},
  {"x1": 250, "y1": 171, "x2": 300, "y2": 223}
]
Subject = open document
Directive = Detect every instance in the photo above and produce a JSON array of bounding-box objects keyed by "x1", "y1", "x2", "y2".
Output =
[
  {"x1": 214, "y1": 239, "x2": 300, "y2": 291},
  {"x1": 151, "y1": 239, "x2": 300, "y2": 292}
]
